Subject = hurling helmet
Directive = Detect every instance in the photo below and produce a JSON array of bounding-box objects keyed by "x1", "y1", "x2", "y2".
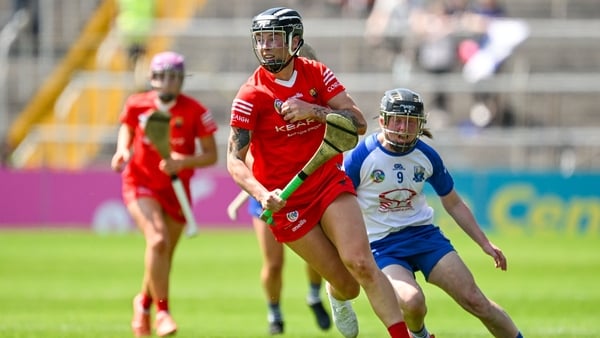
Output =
[
  {"x1": 149, "y1": 51, "x2": 185, "y2": 102},
  {"x1": 379, "y1": 88, "x2": 427, "y2": 152},
  {"x1": 251, "y1": 7, "x2": 304, "y2": 73}
]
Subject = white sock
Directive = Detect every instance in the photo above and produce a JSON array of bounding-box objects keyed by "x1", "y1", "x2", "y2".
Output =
[
  {"x1": 307, "y1": 283, "x2": 322, "y2": 305},
  {"x1": 267, "y1": 303, "x2": 283, "y2": 322}
]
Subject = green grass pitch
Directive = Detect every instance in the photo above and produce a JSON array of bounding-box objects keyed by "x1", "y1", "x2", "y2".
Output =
[{"x1": 0, "y1": 228, "x2": 598, "y2": 338}]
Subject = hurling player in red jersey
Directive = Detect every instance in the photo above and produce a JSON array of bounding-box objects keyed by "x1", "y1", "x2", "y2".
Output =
[
  {"x1": 227, "y1": 7, "x2": 410, "y2": 338},
  {"x1": 228, "y1": 44, "x2": 331, "y2": 336},
  {"x1": 111, "y1": 51, "x2": 218, "y2": 337}
]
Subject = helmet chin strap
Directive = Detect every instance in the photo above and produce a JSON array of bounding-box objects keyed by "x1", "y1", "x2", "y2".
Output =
[{"x1": 293, "y1": 39, "x2": 304, "y2": 57}]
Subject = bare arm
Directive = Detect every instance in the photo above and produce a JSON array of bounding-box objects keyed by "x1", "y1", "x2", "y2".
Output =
[
  {"x1": 279, "y1": 91, "x2": 367, "y2": 135},
  {"x1": 160, "y1": 135, "x2": 218, "y2": 174},
  {"x1": 111, "y1": 124, "x2": 134, "y2": 172},
  {"x1": 226, "y1": 126, "x2": 285, "y2": 213},
  {"x1": 194, "y1": 135, "x2": 219, "y2": 167},
  {"x1": 441, "y1": 189, "x2": 508, "y2": 270}
]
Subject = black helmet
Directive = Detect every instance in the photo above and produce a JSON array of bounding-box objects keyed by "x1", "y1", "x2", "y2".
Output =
[
  {"x1": 379, "y1": 88, "x2": 427, "y2": 152},
  {"x1": 251, "y1": 7, "x2": 304, "y2": 73}
]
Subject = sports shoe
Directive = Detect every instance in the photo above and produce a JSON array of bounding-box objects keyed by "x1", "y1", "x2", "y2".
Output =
[
  {"x1": 268, "y1": 320, "x2": 284, "y2": 335},
  {"x1": 155, "y1": 311, "x2": 177, "y2": 337},
  {"x1": 326, "y1": 291, "x2": 358, "y2": 338},
  {"x1": 308, "y1": 301, "x2": 331, "y2": 330},
  {"x1": 131, "y1": 294, "x2": 151, "y2": 337}
]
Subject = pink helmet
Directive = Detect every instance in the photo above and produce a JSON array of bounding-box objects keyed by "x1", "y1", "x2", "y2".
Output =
[
  {"x1": 149, "y1": 51, "x2": 185, "y2": 102},
  {"x1": 150, "y1": 51, "x2": 185, "y2": 74}
]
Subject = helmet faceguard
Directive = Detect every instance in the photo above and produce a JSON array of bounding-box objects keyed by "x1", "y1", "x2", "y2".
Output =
[
  {"x1": 379, "y1": 88, "x2": 427, "y2": 153},
  {"x1": 251, "y1": 7, "x2": 304, "y2": 73},
  {"x1": 149, "y1": 51, "x2": 185, "y2": 103}
]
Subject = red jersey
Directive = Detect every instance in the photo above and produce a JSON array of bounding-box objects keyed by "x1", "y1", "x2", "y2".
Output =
[
  {"x1": 120, "y1": 90, "x2": 217, "y2": 190},
  {"x1": 230, "y1": 57, "x2": 348, "y2": 207}
]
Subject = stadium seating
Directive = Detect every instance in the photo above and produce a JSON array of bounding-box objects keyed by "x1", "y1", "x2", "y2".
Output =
[{"x1": 3, "y1": 0, "x2": 600, "y2": 170}]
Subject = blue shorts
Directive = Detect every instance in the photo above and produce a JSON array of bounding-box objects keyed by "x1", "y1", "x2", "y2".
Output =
[
  {"x1": 370, "y1": 224, "x2": 455, "y2": 280},
  {"x1": 247, "y1": 197, "x2": 262, "y2": 218}
]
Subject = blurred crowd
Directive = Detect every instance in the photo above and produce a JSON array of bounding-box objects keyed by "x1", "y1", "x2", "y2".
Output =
[
  {"x1": 0, "y1": 0, "x2": 539, "y2": 170},
  {"x1": 364, "y1": 0, "x2": 528, "y2": 130},
  {"x1": 299, "y1": 0, "x2": 530, "y2": 129}
]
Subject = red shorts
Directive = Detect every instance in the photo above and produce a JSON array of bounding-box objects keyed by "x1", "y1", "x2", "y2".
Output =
[
  {"x1": 270, "y1": 175, "x2": 356, "y2": 243},
  {"x1": 122, "y1": 180, "x2": 188, "y2": 224}
]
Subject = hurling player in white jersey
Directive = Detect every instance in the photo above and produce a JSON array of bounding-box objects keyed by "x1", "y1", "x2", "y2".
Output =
[{"x1": 344, "y1": 88, "x2": 524, "y2": 338}]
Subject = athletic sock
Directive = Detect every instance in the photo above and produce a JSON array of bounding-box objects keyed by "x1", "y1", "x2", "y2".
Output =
[
  {"x1": 516, "y1": 332, "x2": 524, "y2": 338},
  {"x1": 409, "y1": 325, "x2": 431, "y2": 338},
  {"x1": 156, "y1": 298, "x2": 169, "y2": 313},
  {"x1": 141, "y1": 293, "x2": 153, "y2": 311},
  {"x1": 388, "y1": 321, "x2": 410, "y2": 338},
  {"x1": 268, "y1": 302, "x2": 283, "y2": 323},
  {"x1": 306, "y1": 282, "x2": 322, "y2": 305}
]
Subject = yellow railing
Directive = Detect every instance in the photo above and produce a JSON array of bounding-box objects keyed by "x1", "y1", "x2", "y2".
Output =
[{"x1": 8, "y1": 0, "x2": 205, "y2": 169}]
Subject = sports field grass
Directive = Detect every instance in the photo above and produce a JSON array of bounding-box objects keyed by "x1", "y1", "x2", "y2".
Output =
[{"x1": 0, "y1": 228, "x2": 598, "y2": 338}]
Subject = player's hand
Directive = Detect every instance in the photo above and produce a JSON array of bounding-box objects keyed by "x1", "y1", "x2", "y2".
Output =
[
  {"x1": 111, "y1": 148, "x2": 131, "y2": 172},
  {"x1": 259, "y1": 189, "x2": 285, "y2": 214},
  {"x1": 159, "y1": 157, "x2": 183, "y2": 175},
  {"x1": 280, "y1": 98, "x2": 313, "y2": 123},
  {"x1": 482, "y1": 241, "x2": 507, "y2": 271}
]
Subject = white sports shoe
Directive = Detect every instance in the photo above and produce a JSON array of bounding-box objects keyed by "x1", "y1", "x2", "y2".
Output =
[{"x1": 327, "y1": 286, "x2": 359, "y2": 338}]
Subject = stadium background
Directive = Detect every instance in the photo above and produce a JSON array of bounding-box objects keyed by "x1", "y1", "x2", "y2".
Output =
[
  {"x1": 0, "y1": 2, "x2": 598, "y2": 338},
  {"x1": 0, "y1": 0, "x2": 598, "y2": 234}
]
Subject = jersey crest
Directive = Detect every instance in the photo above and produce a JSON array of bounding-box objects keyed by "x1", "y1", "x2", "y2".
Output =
[
  {"x1": 370, "y1": 169, "x2": 385, "y2": 183},
  {"x1": 413, "y1": 165, "x2": 426, "y2": 183},
  {"x1": 274, "y1": 99, "x2": 283, "y2": 114}
]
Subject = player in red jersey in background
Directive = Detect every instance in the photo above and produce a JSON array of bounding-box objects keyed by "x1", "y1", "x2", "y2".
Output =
[
  {"x1": 227, "y1": 7, "x2": 410, "y2": 338},
  {"x1": 111, "y1": 51, "x2": 218, "y2": 337}
]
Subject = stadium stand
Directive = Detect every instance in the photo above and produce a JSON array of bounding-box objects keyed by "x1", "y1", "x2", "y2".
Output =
[{"x1": 1, "y1": 0, "x2": 599, "y2": 171}]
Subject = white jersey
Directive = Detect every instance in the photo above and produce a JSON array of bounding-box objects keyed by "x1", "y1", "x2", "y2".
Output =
[{"x1": 344, "y1": 133, "x2": 454, "y2": 242}]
